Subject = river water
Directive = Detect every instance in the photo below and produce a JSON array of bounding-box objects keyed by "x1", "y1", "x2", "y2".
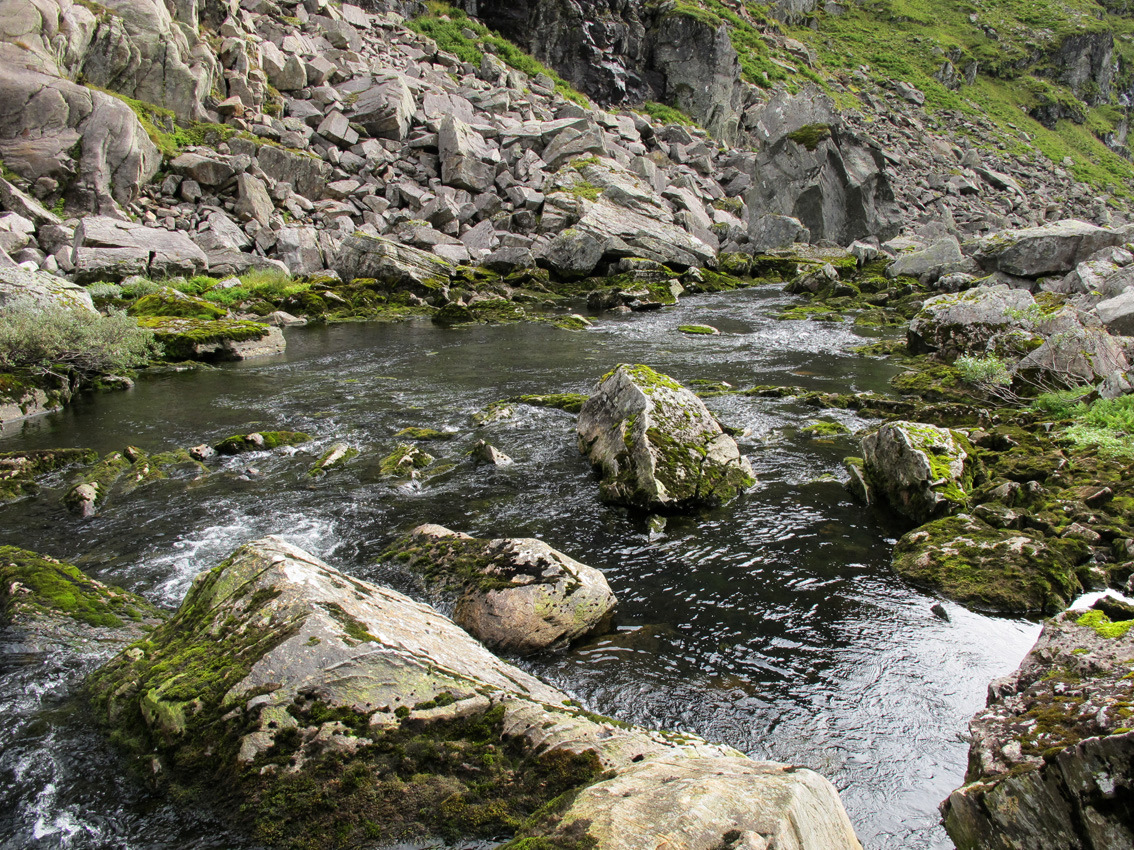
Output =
[{"x1": 0, "y1": 285, "x2": 1040, "y2": 849}]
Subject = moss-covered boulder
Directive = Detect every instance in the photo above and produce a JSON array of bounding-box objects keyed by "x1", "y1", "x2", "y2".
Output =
[
  {"x1": 0, "y1": 448, "x2": 98, "y2": 503},
  {"x1": 942, "y1": 604, "x2": 1134, "y2": 850},
  {"x1": 0, "y1": 546, "x2": 163, "y2": 652},
  {"x1": 377, "y1": 443, "x2": 437, "y2": 479},
  {"x1": 860, "y1": 421, "x2": 974, "y2": 524},
  {"x1": 62, "y1": 447, "x2": 207, "y2": 517},
  {"x1": 906, "y1": 285, "x2": 1049, "y2": 361},
  {"x1": 87, "y1": 537, "x2": 860, "y2": 850},
  {"x1": 576, "y1": 364, "x2": 755, "y2": 511},
  {"x1": 137, "y1": 317, "x2": 285, "y2": 361},
  {"x1": 128, "y1": 287, "x2": 228, "y2": 321},
  {"x1": 213, "y1": 431, "x2": 312, "y2": 455},
  {"x1": 307, "y1": 442, "x2": 358, "y2": 476},
  {"x1": 386, "y1": 524, "x2": 617, "y2": 655},
  {"x1": 892, "y1": 513, "x2": 1089, "y2": 613}
]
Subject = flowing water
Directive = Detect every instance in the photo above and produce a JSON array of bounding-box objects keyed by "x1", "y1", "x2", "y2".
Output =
[{"x1": 0, "y1": 285, "x2": 1040, "y2": 849}]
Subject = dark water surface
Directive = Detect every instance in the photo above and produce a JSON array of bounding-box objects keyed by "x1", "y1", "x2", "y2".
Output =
[{"x1": 0, "y1": 287, "x2": 1039, "y2": 849}]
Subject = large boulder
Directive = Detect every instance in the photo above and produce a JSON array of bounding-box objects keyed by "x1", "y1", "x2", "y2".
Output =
[
  {"x1": 970, "y1": 220, "x2": 1127, "y2": 278},
  {"x1": 746, "y1": 87, "x2": 901, "y2": 246},
  {"x1": 577, "y1": 364, "x2": 754, "y2": 510},
  {"x1": 438, "y1": 114, "x2": 497, "y2": 193},
  {"x1": 942, "y1": 606, "x2": 1134, "y2": 849},
  {"x1": 887, "y1": 236, "x2": 975, "y2": 284},
  {"x1": 333, "y1": 232, "x2": 453, "y2": 297},
  {"x1": 0, "y1": 51, "x2": 160, "y2": 213},
  {"x1": 74, "y1": 217, "x2": 208, "y2": 282},
  {"x1": 858, "y1": 420, "x2": 972, "y2": 524},
  {"x1": 1013, "y1": 327, "x2": 1130, "y2": 390},
  {"x1": 87, "y1": 537, "x2": 861, "y2": 849},
  {"x1": 387, "y1": 524, "x2": 617, "y2": 655},
  {"x1": 0, "y1": 266, "x2": 96, "y2": 313},
  {"x1": 1096, "y1": 288, "x2": 1134, "y2": 336},
  {"x1": 907, "y1": 285, "x2": 1071, "y2": 360},
  {"x1": 136, "y1": 317, "x2": 284, "y2": 361},
  {"x1": 892, "y1": 513, "x2": 1088, "y2": 613}
]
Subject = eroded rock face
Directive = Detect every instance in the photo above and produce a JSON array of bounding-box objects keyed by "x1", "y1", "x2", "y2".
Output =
[
  {"x1": 860, "y1": 421, "x2": 972, "y2": 524},
  {"x1": 87, "y1": 537, "x2": 861, "y2": 850},
  {"x1": 387, "y1": 523, "x2": 617, "y2": 655},
  {"x1": 891, "y1": 513, "x2": 1088, "y2": 613},
  {"x1": 942, "y1": 607, "x2": 1134, "y2": 850},
  {"x1": 577, "y1": 364, "x2": 754, "y2": 511}
]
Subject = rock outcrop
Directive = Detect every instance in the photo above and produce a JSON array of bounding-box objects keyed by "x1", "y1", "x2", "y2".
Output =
[
  {"x1": 577, "y1": 364, "x2": 754, "y2": 510},
  {"x1": 942, "y1": 605, "x2": 1134, "y2": 849},
  {"x1": 387, "y1": 523, "x2": 617, "y2": 654},
  {"x1": 87, "y1": 536, "x2": 862, "y2": 850}
]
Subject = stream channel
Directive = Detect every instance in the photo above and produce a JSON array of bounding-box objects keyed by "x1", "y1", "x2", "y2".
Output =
[{"x1": 0, "y1": 285, "x2": 1040, "y2": 849}]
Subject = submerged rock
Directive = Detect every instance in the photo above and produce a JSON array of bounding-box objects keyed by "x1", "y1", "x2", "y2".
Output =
[
  {"x1": 859, "y1": 421, "x2": 972, "y2": 524},
  {"x1": 387, "y1": 524, "x2": 616, "y2": 654},
  {"x1": 87, "y1": 537, "x2": 861, "y2": 850},
  {"x1": 1, "y1": 546, "x2": 163, "y2": 654},
  {"x1": 577, "y1": 364, "x2": 754, "y2": 511},
  {"x1": 0, "y1": 448, "x2": 97, "y2": 504},
  {"x1": 892, "y1": 513, "x2": 1088, "y2": 613},
  {"x1": 942, "y1": 606, "x2": 1134, "y2": 849},
  {"x1": 213, "y1": 431, "x2": 312, "y2": 455}
]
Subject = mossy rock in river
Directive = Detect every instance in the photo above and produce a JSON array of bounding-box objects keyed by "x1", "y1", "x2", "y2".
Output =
[
  {"x1": 0, "y1": 545, "x2": 163, "y2": 651},
  {"x1": 577, "y1": 364, "x2": 755, "y2": 512},
  {"x1": 214, "y1": 431, "x2": 312, "y2": 455},
  {"x1": 384, "y1": 523, "x2": 617, "y2": 655},
  {"x1": 892, "y1": 513, "x2": 1089, "y2": 614},
  {"x1": 0, "y1": 448, "x2": 98, "y2": 503},
  {"x1": 860, "y1": 421, "x2": 975, "y2": 524},
  {"x1": 136, "y1": 317, "x2": 284, "y2": 362}
]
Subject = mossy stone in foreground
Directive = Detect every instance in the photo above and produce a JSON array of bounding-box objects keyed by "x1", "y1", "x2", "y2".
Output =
[{"x1": 892, "y1": 513, "x2": 1089, "y2": 613}]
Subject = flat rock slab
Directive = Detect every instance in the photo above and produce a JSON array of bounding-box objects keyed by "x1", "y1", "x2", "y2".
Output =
[
  {"x1": 971, "y1": 220, "x2": 1126, "y2": 278},
  {"x1": 74, "y1": 217, "x2": 208, "y2": 282}
]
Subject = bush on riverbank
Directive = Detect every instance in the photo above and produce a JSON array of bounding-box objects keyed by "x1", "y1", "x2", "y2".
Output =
[{"x1": 0, "y1": 300, "x2": 160, "y2": 380}]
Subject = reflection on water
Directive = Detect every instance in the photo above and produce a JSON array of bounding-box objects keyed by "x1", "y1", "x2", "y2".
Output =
[{"x1": 0, "y1": 288, "x2": 1040, "y2": 849}]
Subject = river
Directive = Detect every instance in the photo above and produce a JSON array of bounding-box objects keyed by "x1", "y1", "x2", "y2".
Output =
[{"x1": 0, "y1": 285, "x2": 1040, "y2": 849}]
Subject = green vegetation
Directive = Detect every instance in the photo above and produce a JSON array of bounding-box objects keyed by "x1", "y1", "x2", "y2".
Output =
[
  {"x1": 0, "y1": 545, "x2": 157, "y2": 628},
  {"x1": 786, "y1": 123, "x2": 833, "y2": 150},
  {"x1": 82, "y1": 84, "x2": 238, "y2": 159},
  {"x1": 955, "y1": 354, "x2": 1012, "y2": 389},
  {"x1": 1076, "y1": 609, "x2": 1134, "y2": 639},
  {"x1": 1062, "y1": 395, "x2": 1134, "y2": 459},
  {"x1": 0, "y1": 301, "x2": 160, "y2": 381},
  {"x1": 408, "y1": 3, "x2": 590, "y2": 106},
  {"x1": 505, "y1": 393, "x2": 589, "y2": 413},
  {"x1": 635, "y1": 101, "x2": 697, "y2": 127},
  {"x1": 213, "y1": 431, "x2": 312, "y2": 455},
  {"x1": 677, "y1": 324, "x2": 719, "y2": 335}
]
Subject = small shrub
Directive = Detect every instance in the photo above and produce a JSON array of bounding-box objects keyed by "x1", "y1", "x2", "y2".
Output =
[
  {"x1": 85, "y1": 282, "x2": 123, "y2": 301},
  {"x1": 955, "y1": 354, "x2": 1011, "y2": 387},
  {"x1": 120, "y1": 279, "x2": 160, "y2": 299},
  {"x1": 1032, "y1": 386, "x2": 1092, "y2": 419},
  {"x1": 0, "y1": 300, "x2": 161, "y2": 379},
  {"x1": 1063, "y1": 395, "x2": 1134, "y2": 459}
]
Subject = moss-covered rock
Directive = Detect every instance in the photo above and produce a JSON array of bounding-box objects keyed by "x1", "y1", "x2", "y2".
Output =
[
  {"x1": 892, "y1": 513, "x2": 1089, "y2": 613},
  {"x1": 0, "y1": 448, "x2": 98, "y2": 503},
  {"x1": 0, "y1": 546, "x2": 163, "y2": 651},
  {"x1": 860, "y1": 421, "x2": 975, "y2": 524},
  {"x1": 385, "y1": 524, "x2": 617, "y2": 655},
  {"x1": 308, "y1": 442, "x2": 358, "y2": 477},
  {"x1": 87, "y1": 537, "x2": 857, "y2": 850},
  {"x1": 506, "y1": 393, "x2": 589, "y2": 414},
  {"x1": 394, "y1": 427, "x2": 454, "y2": 441},
  {"x1": 577, "y1": 364, "x2": 755, "y2": 511},
  {"x1": 128, "y1": 287, "x2": 228, "y2": 321},
  {"x1": 942, "y1": 604, "x2": 1134, "y2": 850},
  {"x1": 378, "y1": 443, "x2": 436, "y2": 479},
  {"x1": 213, "y1": 431, "x2": 312, "y2": 455},
  {"x1": 137, "y1": 317, "x2": 284, "y2": 362},
  {"x1": 62, "y1": 447, "x2": 206, "y2": 516}
]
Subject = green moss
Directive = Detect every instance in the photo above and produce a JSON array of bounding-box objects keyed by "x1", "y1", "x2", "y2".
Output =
[
  {"x1": 677, "y1": 324, "x2": 719, "y2": 335},
  {"x1": 1076, "y1": 609, "x2": 1134, "y2": 639},
  {"x1": 213, "y1": 431, "x2": 312, "y2": 454},
  {"x1": 0, "y1": 448, "x2": 99, "y2": 503},
  {"x1": 0, "y1": 546, "x2": 157, "y2": 628},
  {"x1": 505, "y1": 393, "x2": 589, "y2": 414},
  {"x1": 128, "y1": 290, "x2": 226, "y2": 321},
  {"x1": 379, "y1": 444, "x2": 435, "y2": 477},
  {"x1": 801, "y1": 420, "x2": 851, "y2": 438},
  {"x1": 395, "y1": 427, "x2": 454, "y2": 441},
  {"x1": 786, "y1": 123, "x2": 833, "y2": 150},
  {"x1": 382, "y1": 533, "x2": 515, "y2": 594},
  {"x1": 602, "y1": 364, "x2": 685, "y2": 393}
]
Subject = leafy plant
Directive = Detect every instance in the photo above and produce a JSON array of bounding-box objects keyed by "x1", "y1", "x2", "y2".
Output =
[
  {"x1": 1063, "y1": 395, "x2": 1134, "y2": 459},
  {"x1": 955, "y1": 354, "x2": 1012, "y2": 387},
  {"x1": 0, "y1": 300, "x2": 160, "y2": 379}
]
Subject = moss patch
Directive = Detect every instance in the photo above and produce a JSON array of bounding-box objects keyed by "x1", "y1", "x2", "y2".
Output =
[{"x1": 214, "y1": 431, "x2": 312, "y2": 455}]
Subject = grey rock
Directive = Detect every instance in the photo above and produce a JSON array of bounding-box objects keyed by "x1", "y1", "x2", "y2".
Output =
[
  {"x1": 439, "y1": 115, "x2": 496, "y2": 193},
  {"x1": 0, "y1": 266, "x2": 96, "y2": 314},
  {"x1": 860, "y1": 421, "x2": 970, "y2": 524},
  {"x1": 256, "y1": 146, "x2": 330, "y2": 201},
  {"x1": 887, "y1": 236, "x2": 974, "y2": 284},
  {"x1": 1096, "y1": 288, "x2": 1134, "y2": 336},
  {"x1": 334, "y1": 232, "x2": 453, "y2": 295},
  {"x1": 907, "y1": 285, "x2": 1044, "y2": 360},
  {"x1": 392, "y1": 524, "x2": 616, "y2": 654},
  {"x1": 276, "y1": 226, "x2": 325, "y2": 275},
  {"x1": 577, "y1": 364, "x2": 754, "y2": 511},
  {"x1": 73, "y1": 217, "x2": 208, "y2": 282},
  {"x1": 971, "y1": 220, "x2": 1126, "y2": 278},
  {"x1": 350, "y1": 78, "x2": 414, "y2": 140},
  {"x1": 169, "y1": 152, "x2": 235, "y2": 188},
  {"x1": 749, "y1": 214, "x2": 809, "y2": 252},
  {"x1": 234, "y1": 174, "x2": 273, "y2": 226},
  {"x1": 1013, "y1": 327, "x2": 1130, "y2": 389}
]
